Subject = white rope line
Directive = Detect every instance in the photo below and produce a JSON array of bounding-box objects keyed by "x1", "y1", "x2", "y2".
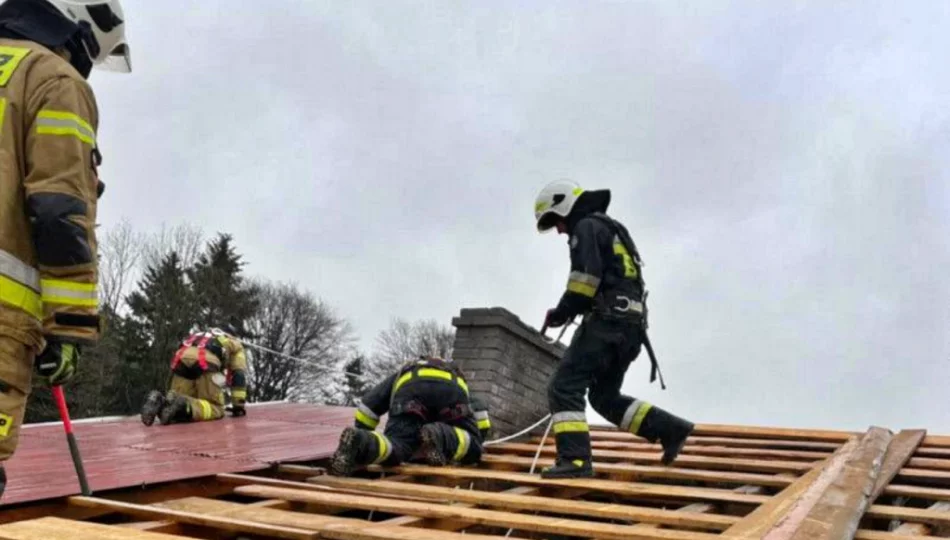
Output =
[
  {"x1": 483, "y1": 413, "x2": 552, "y2": 446},
  {"x1": 238, "y1": 336, "x2": 555, "y2": 449}
]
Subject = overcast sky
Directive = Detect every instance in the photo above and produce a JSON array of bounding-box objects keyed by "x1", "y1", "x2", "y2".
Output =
[{"x1": 91, "y1": 1, "x2": 949, "y2": 432}]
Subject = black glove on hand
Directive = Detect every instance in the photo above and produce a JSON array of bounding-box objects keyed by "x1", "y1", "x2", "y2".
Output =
[
  {"x1": 544, "y1": 308, "x2": 569, "y2": 328},
  {"x1": 34, "y1": 340, "x2": 80, "y2": 386}
]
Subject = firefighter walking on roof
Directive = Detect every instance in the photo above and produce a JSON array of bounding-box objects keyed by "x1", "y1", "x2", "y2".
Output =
[
  {"x1": 140, "y1": 328, "x2": 249, "y2": 425},
  {"x1": 0, "y1": 0, "x2": 130, "y2": 497},
  {"x1": 330, "y1": 356, "x2": 492, "y2": 476},
  {"x1": 534, "y1": 180, "x2": 694, "y2": 479}
]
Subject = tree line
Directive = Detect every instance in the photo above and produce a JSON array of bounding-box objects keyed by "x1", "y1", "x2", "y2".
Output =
[{"x1": 25, "y1": 221, "x2": 455, "y2": 423}]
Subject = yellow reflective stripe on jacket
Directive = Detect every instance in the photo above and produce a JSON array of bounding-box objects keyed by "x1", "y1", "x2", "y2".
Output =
[
  {"x1": 453, "y1": 427, "x2": 471, "y2": 461},
  {"x1": 0, "y1": 249, "x2": 41, "y2": 319},
  {"x1": 567, "y1": 280, "x2": 597, "y2": 297},
  {"x1": 36, "y1": 109, "x2": 96, "y2": 145},
  {"x1": 356, "y1": 409, "x2": 379, "y2": 429},
  {"x1": 0, "y1": 275, "x2": 42, "y2": 319},
  {"x1": 393, "y1": 367, "x2": 469, "y2": 396},
  {"x1": 40, "y1": 279, "x2": 97, "y2": 307}
]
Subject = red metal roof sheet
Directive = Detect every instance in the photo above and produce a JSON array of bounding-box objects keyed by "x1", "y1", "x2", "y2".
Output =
[{"x1": 0, "y1": 402, "x2": 353, "y2": 507}]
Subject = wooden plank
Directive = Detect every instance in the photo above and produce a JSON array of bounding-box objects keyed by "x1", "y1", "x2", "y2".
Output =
[
  {"x1": 306, "y1": 474, "x2": 737, "y2": 530},
  {"x1": 235, "y1": 484, "x2": 721, "y2": 540},
  {"x1": 869, "y1": 429, "x2": 926, "y2": 501},
  {"x1": 922, "y1": 434, "x2": 950, "y2": 448},
  {"x1": 217, "y1": 474, "x2": 441, "y2": 504},
  {"x1": 854, "y1": 530, "x2": 946, "y2": 540},
  {"x1": 864, "y1": 503, "x2": 950, "y2": 526},
  {"x1": 157, "y1": 497, "x2": 503, "y2": 540},
  {"x1": 895, "y1": 467, "x2": 950, "y2": 486},
  {"x1": 682, "y1": 424, "x2": 856, "y2": 443},
  {"x1": 916, "y1": 447, "x2": 950, "y2": 459},
  {"x1": 787, "y1": 426, "x2": 892, "y2": 540},
  {"x1": 379, "y1": 486, "x2": 539, "y2": 531},
  {"x1": 382, "y1": 464, "x2": 771, "y2": 505},
  {"x1": 906, "y1": 456, "x2": 950, "y2": 471},
  {"x1": 490, "y1": 443, "x2": 821, "y2": 471},
  {"x1": 68, "y1": 496, "x2": 317, "y2": 540},
  {"x1": 883, "y1": 483, "x2": 950, "y2": 502},
  {"x1": 479, "y1": 454, "x2": 797, "y2": 487},
  {"x1": 890, "y1": 501, "x2": 950, "y2": 535},
  {"x1": 579, "y1": 441, "x2": 832, "y2": 461},
  {"x1": 720, "y1": 435, "x2": 859, "y2": 538},
  {"x1": 584, "y1": 433, "x2": 842, "y2": 451},
  {"x1": 0, "y1": 516, "x2": 195, "y2": 540},
  {"x1": 630, "y1": 484, "x2": 766, "y2": 531}
]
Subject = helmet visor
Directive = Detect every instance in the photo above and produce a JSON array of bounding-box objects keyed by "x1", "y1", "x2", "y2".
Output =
[{"x1": 537, "y1": 212, "x2": 562, "y2": 232}]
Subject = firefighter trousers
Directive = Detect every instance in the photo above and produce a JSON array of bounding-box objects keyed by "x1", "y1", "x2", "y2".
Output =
[
  {"x1": 169, "y1": 371, "x2": 226, "y2": 422},
  {"x1": 0, "y1": 335, "x2": 35, "y2": 462},
  {"x1": 547, "y1": 314, "x2": 649, "y2": 461},
  {"x1": 355, "y1": 413, "x2": 483, "y2": 467}
]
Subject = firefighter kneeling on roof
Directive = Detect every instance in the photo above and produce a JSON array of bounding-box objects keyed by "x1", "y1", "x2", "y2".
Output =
[
  {"x1": 330, "y1": 356, "x2": 492, "y2": 476},
  {"x1": 139, "y1": 328, "x2": 249, "y2": 426}
]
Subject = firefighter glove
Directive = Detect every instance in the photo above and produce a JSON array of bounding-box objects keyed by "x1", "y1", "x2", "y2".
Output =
[
  {"x1": 34, "y1": 340, "x2": 80, "y2": 386},
  {"x1": 545, "y1": 308, "x2": 569, "y2": 328}
]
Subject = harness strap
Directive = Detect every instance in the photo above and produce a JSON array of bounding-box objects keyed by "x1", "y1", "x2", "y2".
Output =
[
  {"x1": 195, "y1": 335, "x2": 211, "y2": 370},
  {"x1": 171, "y1": 334, "x2": 200, "y2": 369}
]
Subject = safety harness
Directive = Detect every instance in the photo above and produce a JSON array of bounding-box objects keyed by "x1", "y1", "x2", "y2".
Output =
[
  {"x1": 170, "y1": 331, "x2": 227, "y2": 380},
  {"x1": 389, "y1": 357, "x2": 472, "y2": 420},
  {"x1": 586, "y1": 213, "x2": 667, "y2": 390}
]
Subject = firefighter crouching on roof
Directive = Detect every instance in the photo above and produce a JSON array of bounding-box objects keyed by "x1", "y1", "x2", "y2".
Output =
[
  {"x1": 534, "y1": 180, "x2": 694, "y2": 479},
  {"x1": 330, "y1": 356, "x2": 492, "y2": 476},
  {"x1": 140, "y1": 328, "x2": 249, "y2": 426},
  {"x1": 0, "y1": 0, "x2": 131, "y2": 497}
]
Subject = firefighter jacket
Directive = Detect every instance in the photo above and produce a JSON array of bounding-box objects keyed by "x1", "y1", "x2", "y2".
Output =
[
  {"x1": 171, "y1": 331, "x2": 248, "y2": 404},
  {"x1": 0, "y1": 38, "x2": 103, "y2": 350},
  {"x1": 354, "y1": 357, "x2": 493, "y2": 438},
  {"x1": 552, "y1": 189, "x2": 647, "y2": 324}
]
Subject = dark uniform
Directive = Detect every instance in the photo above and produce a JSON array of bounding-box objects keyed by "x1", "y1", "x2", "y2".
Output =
[
  {"x1": 329, "y1": 357, "x2": 492, "y2": 476},
  {"x1": 539, "y1": 186, "x2": 694, "y2": 478}
]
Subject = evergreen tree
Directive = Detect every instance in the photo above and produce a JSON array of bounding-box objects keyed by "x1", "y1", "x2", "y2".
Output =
[
  {"x1": 187, "y1": 233, "x2": 259, "y2": 337},
  {"x1": 341, "y1": 355, "x2": 367, "y2": 406}
]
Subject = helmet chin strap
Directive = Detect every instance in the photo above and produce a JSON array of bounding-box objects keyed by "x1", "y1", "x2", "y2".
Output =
[{"x1": 64, "y1": 21, "x2": 98, "y2": 78}]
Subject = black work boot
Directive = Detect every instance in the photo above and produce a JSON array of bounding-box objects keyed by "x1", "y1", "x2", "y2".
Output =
[
  {"x1": 330, "y1": 427, "x2": 366, "y2": 477},
  {"x1": 419, "y1": 424, "x2": 448, "y2": 466},
  {"x1": 0, "y1": 464, "x2": 6, "y2": 501},
  {"x1": 140, "y1": 390, "x2": 166, "y2": 426},
  {"x1": 158, "y1": 392, "x2": 192, "y2": 425},
  {"x1": 540, "y1": 458, "x2": 594, "y2": 479},
  {"x1": 638, "y1": 406, "x2": 695, "y2": 465}
]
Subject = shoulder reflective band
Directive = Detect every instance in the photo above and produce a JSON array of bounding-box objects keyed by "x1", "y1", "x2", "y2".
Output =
[
  {"x1": 0, "y1": 249, "x2": 41, "y2": 319},
  {"x1": 393, "y1": 368, "x2": 469, "y2": 396},
  {"x1": 613, "y1": 235, "x2": 639, "y2": 278},
  {"x1": 453, "y1": 427, "x2": 471, "y2": 461},
  {"x1": 40, "y1": 279, "x2": 97, "y2": 307},
  {"x1": 36, "y1": 109, "x2": 96, "y2": 145}
]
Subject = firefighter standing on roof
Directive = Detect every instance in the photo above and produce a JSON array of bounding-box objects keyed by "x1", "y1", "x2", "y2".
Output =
[
  {"x1": 0, "y1": 0, "x2": 130, "y2": 497},
  {"x1": 534, "y1": 180, "x2": 694, "y2": 479},
  {"x1": 329, "y1": 356, "x2": 492, "y2": 476},
  {"x1": 140, "y1": 328, "x2": 249, "y2": 426}
]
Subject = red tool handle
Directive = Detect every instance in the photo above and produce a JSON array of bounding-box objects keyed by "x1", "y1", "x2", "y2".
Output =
[{"x1": 52, "y1": 385, "x2": 91, "y2": 495}]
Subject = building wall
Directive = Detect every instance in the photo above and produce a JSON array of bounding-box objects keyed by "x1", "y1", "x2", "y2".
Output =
[{"x1": 451, "y1": 307, "x2": 565, "y2": 437}]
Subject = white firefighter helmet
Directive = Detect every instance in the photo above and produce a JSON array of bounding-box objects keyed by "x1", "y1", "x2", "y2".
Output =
[
  {"x1": 45, "y1": 0, "x2": 131, "y2": 72},
  {"x1": 534, "y1": 179, "x2": 584, "y2": 233}
]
